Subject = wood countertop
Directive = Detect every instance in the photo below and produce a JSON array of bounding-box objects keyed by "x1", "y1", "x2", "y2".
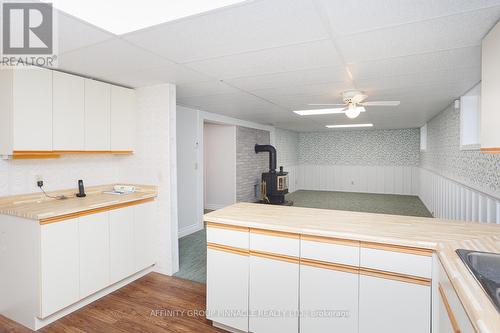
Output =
[
  {"x1": 204, "y1": 202, "x2": 500, "y2": 333},
  {"x1": 0, "y1": 184, "x2": 157, "y2": 222}
]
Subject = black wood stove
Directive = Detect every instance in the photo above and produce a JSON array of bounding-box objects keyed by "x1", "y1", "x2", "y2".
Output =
[{"x1": 255, "y1": 144, "x2": 290, "y2": 205}]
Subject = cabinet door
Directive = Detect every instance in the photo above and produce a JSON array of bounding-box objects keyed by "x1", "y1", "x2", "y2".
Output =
[
  {"x1": 438, "y1": 287, "x2": 457, "y2": 333},
  {"x1": 133, "y1": 201, "x2": 157, "y2": 271},
  {"x1": 249, "y1": 255, "x2": 299, "y2": 333},
  {"x1": 110, "y1": 86, "x2": 136, "y2": 151},
  {"x1": 359, "y1": 275, "x2": 431, "y2": 333},
  {"x1": 53, "y1": 71, "x2": 85, "y2": 150},
  {"x1": 206, "y1": 248, "x2": 249, "y2": 332},
  {"x1": 79, "y1": 212, "x2": 110, "y2": 299},
  {"x1": 85, "y1": 79, "x2": 110, "y2": 151},
  {"x1": 109, "y1": 206, "x2": 135, "y2": 284},
  {"x1": 40, "y1": 219, "x2": 79, "y2": 318},
  {"x1": 300, "y1": 264, "x2": 358, "y2": 333},
  {"x1": 12, "y1": 67, "x2": 52, "y2": 151}
]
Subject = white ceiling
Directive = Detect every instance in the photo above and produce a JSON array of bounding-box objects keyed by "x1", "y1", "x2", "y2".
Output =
[{"x1": 54, "y1": 0, "x2": 500, "y2": 131}]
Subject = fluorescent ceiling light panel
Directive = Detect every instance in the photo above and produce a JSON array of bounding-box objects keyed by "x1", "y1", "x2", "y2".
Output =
[
  {"x1": 52, "y1": 0, "x2": 247, "y2": 35},
  {"x1": 293, "y1": 108, "x2": 346, "y2": 116},
  {"x1": 326, "y1": 124, "x2": 373, "y2": 128}
]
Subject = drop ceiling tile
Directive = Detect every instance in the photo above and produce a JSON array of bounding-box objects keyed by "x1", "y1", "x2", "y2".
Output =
[
  {"x1": 317, "y1": 0, "x2": 500, "y2": 36},
  {"x1": 262, "y1": 93, "x2": 346, "y2": 110},
  {"x1": 273, "y1": 120, "x2": 322, "y2": 132},
  {"x1": 105, "y1": 63, "x2": 212, "y2": 88},
  {"x1": 250, "y1": 81, "x2": 352, "y2": 100},
  {"x1": 184, "y1": 39, "x2": 343, "y2": 79},
  {"x1": 225, "y1": 66, "x2": 351, "y2": 91},
  {"x1": 336, "y1": 8, "x2": 500, "y2": 62},
  {"x1": 123, "y1": 0, "x2": 328, "y2": 63},
  {"x1": 56, "y1": 11, "x2": 115, "y2": 54},
  {"x1": 177, "y1": 81, "x2": 241, "y2": 98},
  {"x1": 57, "y1": 38, "x2": 173, "y2": 78},
  {"x1": 347, "y1": 46, "x2": 481, "y2": 79},
  {"x1": 177, "y1": 91, "x2": 282, "y2": 112},
  {"x1": 355, "y1": 66, "x2": 480, "y2": 92}
]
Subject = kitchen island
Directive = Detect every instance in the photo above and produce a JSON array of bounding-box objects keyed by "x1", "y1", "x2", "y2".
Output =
[
  {"x1": 204, "y1": 203, "x2": 500, "y2": 333},
  {"x1": 0, "y1": 184, "x2": 158, "y2": 330}
]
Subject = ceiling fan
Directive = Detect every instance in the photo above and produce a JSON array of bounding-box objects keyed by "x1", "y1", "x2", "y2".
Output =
[{"x1": 294, "y1": 90, "x2": 400, "y2": 119}]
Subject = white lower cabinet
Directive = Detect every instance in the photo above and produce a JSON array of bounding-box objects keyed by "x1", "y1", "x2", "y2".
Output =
[
  {"x1": 109, "y1": 206, "x2": 135, "y2": 284},
  {"x1": 436, "y1": 262, "x2": 474, "y2": 333},
  {"x1": 249, "y1": 255, "x2": 299, "y2": 333},
  {"x1": 300, "y1": 264, "x2": 358, "y2": 333},
  {"x1": 133, "y1": 201, "x2": 157, "y2": 271},
  {"x1": 206, "y1": 248, "x2": 249, "y2": 332},
  {"x1": 79, "y1": 212, "x2": 110, "y2": 299},
  {"x1": 358, "y1": 275, "x2": 431, "y2": 333},
  {"x1": 40, "y1": 219, "x2": 79, "y2": 318}
]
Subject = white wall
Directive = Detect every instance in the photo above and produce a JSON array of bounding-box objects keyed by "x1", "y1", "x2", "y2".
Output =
[
  {"x1": 176, "y1": 106, "x2": 201, "y2": 238},
  {"x1": 419, "y1": 168, "x2": 500, "y2": 223},
  {"x1": 274, "y1": 128, "x2": 299, "y2": 193},
  {"x1": 419, "y1": 100, "x2": 500, "y2": 224},
  {"x1": 272, "y1": 128, "x2": 421, "y2": 195},
  {"x1": 175, "y1": 104, "x2": 273, "y2": 237},
  {"x1": 115, "y1": 84, "x2": 178, "y2": 275},
  {"x1": 204, "y1": 123, "x2": 236, "y2": 210},
  {"x1": 298, "y1": 165, "x2": 419, "y2": 195}
]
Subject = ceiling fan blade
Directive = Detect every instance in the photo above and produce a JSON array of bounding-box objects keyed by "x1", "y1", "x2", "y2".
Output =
[
  {"x1": 361, "y1": 101, "x2": 401, "y2": 106},
  {"x1": 307, "y1": 103, "x2": 346, "y2": 106},
  {"x1": 294, "y1": 107, "x2": 346, "y2": 116}
]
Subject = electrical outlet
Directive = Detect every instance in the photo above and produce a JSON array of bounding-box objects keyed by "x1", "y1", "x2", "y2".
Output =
[{"x1": 35, "y1": 175, "x2": 43, "y2": 188}]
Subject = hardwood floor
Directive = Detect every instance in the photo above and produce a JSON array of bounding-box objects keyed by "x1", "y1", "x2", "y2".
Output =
[{"x1": 0, "y1": 273, "x2": 226, "y2": 333}]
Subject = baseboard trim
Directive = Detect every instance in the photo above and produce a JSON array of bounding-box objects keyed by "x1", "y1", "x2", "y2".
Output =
[{"x1": 178, "y1": 223, "x2": 204, "y2": 238}]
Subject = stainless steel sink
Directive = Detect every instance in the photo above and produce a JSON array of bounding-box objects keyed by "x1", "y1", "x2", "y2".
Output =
[{"x1": 456, "y1": 249, "x2": 500, "y2": 313}]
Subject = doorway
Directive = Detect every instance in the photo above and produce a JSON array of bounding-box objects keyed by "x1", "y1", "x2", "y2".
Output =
[{"x1": 175, "y1": 110, "x2": 236, "y2": 283}]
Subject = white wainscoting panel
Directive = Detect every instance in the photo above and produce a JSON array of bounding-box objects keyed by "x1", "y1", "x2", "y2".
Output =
[
  {"x1": 296, "y1": 165, "x2": 419, "y2": 195},
  {"x1": 419, "y1": 168, "x2": 500, "y2": 224},
  {"x1": 284, "y1": 165, "x2": 298, "y2": 194}
]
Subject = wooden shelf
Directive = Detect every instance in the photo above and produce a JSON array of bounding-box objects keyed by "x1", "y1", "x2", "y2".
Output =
[{"x1": 7, "y1": 150, "x2": 133, "y2": 159}]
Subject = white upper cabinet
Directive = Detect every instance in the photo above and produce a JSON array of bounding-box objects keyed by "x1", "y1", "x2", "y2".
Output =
[
  {"x1": 111, "y1": 86, "x2": 136, "y2": 151},
  {"x1": 0, "y1": 66, "x2": 53, "y2": 154},
  {"x1": 53, "y1": 71, "x2": 85, "y2": 150},
  {"x1": 481, "y1": 21, "x2": 500, "y2": 151},
  {"x1": 0, "y1": 66, "x2": 136, "y2": 157},
  {"x1": 85, "y1": 79, "x2": 111, "y2": 151}
]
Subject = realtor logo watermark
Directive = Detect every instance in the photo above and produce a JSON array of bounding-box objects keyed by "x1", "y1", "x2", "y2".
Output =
[{"x1": 1, "y1": 1, "x2": 57, "y2": 67}]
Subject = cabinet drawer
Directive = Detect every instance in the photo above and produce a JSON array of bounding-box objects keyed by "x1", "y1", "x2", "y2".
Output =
[
  {"x1": 250, "y1": 229, "x2": 299, "y2": 257},
  {"x1": 301, "y1": 235, "x2": 359, "y2": 266},
  {"x1": 360, "y1": 243, "x2": 432, "y2": 278},
  {"x1": 206, "y1": 223, "x2": 249, "y2": 249}
]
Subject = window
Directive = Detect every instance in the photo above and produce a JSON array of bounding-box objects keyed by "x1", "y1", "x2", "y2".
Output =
[{"x1": 460, "y1": 83, "x2": 481, "y2": 150}]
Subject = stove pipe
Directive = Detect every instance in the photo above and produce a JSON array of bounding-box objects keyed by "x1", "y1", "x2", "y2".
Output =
[{"x1": 255, "y1": 144, "x2": 277, "y2": 172}]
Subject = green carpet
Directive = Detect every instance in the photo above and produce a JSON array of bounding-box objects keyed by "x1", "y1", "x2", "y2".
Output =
[
  {"x1": 174, "y1": 192, "x2": 432, "y2": 284},
  {"x1": 286, "y1": 190, "x2": 432, "y2": 217},
  {"x1": 174, "y1": 228, "x2": 207, "y2": 284}
]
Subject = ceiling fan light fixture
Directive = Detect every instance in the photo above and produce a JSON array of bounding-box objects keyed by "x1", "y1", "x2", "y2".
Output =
[{"x1": 345, "y1": 106, "x2": 365, "y2": 119}]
